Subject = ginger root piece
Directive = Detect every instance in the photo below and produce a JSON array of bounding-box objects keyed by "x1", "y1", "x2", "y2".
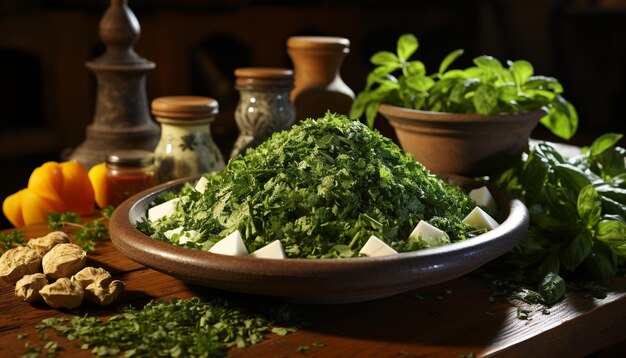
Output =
[
  {"x1": 27, "y1": 231, "x2": 70, "y2": 256},
  {"x1": 42, "y1": 243, "x2": 86, "y2": 280},
  {"x1": 15, "y1": 273, "x2": 48, "y2": 303},
  {"x1": 39, "y1": 277, "x2": 84, "y2": 309},
  {"x1": 0, "y1": 246, "x2": 42, "y2": 284},
  {"x1": 73, "y1": 266, "x2": 124, "y2": 306}
]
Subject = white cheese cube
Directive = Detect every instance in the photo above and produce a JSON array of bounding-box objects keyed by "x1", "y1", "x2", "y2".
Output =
[
  {"x1": 408, "y1": 220, "x2": 450, "y2": 247},
  {"x1": 208, "y1": 230, "x2": 249, "y2": 256},
  {"x1": 195, "y1": 176, "x2": 209, "y2": 194},
  {"x1": 359, "y1": 235, "x2": 398, "y2": 257},
  {"x1": 250, "y1": 240, "x2": 286, "y2": 259},
  {"x1": 164, "y1": 227, "x2": 200, "y2": 244},
  {"x1": 148, "y1": 198, "x2": 180, "y2": 222},
  {"x1": 469, "y1": 186, "x2": 497, "y2": 210},
  {"x1": 462, "y1": 207, "x2": 500, "y2": 231}
]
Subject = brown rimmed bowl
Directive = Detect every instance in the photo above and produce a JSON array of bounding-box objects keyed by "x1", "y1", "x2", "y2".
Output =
[
  {"x1": 379, "y1": 104, "x2": 545, "y2": 177},
  {"x1": 109, "y1": 176, "x2": 529, "y2": 304}
]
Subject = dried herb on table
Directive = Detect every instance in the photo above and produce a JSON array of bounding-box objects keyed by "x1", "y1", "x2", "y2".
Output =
[
  {"x1": 47, "y1": 206, "x2": 114, "y2": 252},
  {"x1": 142, "y1": 113, "x2": 482, "y2": 258},
  {"x1": 35, "y1": 297, "x2": 297, "y2": 357},
  {"x1": 0, "y1": 229, "x2": 25, "y2": 254}
]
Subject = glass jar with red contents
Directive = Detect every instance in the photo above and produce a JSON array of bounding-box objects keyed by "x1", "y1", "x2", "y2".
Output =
[{"x1": 105, "y1": 150, "x2": 155, "y2": 207}]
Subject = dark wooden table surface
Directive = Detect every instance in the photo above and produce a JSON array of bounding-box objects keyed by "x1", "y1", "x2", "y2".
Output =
[{"x1": 1, "y1": 218, "x2": 626, "y2": 357}]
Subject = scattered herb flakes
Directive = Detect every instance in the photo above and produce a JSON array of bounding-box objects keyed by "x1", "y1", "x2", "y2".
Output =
[
  {"x1": 312, "y1": 341, "x2": 326, "y2": 348},
  {"x1": 297, "y1": 345, "x2": 311, "y2": 353},
  {"x1": 17, "y1": 332, "x2": 29, "y2": 340},
  {"x1": 461, "y1": 353, "x2": 476, "y2": 358},
  {"x1": 0, "y1": 229, "x2": 24, "y2": 254},
  {"x1": 35, "y1": 297, "x2": 296, "y2": 357},
  {"x1": 516, "y1": 307, "x2": 532, "y2": 320},
  {"x1": 143, "y1": 113, "x2": 480, "y2": 258}
]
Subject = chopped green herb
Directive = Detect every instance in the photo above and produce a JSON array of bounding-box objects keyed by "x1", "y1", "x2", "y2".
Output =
[
  {"x1": 36, "y1": 297, "x2": 296, "y2": 357},
  {"x1": 313, "y1": 341, "x2": 326, "y2": 348},
  {"x1": 538, "y1": 272, "x2": 566, "y2": 305},
  {"x1": 17, "y1": 332, "x2": 28, "y2": 340},
  {"x1": 0, "y1": 229, "x2": 24, "y2": 254},
  {"x1": 47, "y1": 206, "x2": 113, "y2": 251},
  {"x1": 297, "y1": 345, "x2": 311, "y2": 353},
  {"x1": 143, "y1": 113, "x2": 481, "y2": 258}
]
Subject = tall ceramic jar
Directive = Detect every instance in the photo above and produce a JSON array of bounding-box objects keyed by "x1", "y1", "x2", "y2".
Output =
[
  {"x1": 287, "y1": 36, "x2": 355, "y2": 122},
  {"x1": 151, "y1": 96, "x2": 225, "y2": 183},
  {"x1": 231, "y1": 68, "x2": 296, "y2": 158}
]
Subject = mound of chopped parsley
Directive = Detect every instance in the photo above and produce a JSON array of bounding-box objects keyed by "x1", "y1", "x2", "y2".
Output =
[{"x1": 139, "y1": 113, "x2": 483, "y2": 258}]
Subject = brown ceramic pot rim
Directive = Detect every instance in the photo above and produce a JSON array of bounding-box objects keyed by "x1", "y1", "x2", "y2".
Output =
[
  {"x1": 151, "y1": 96, "x2": 219, "y2": 119},
  {"x1": 379, "y1": 103, "x2": 546, "y2": 123},
  {"x1": 235, "y1": 67, "x2": 294, "y2": 88},
  {"x1": 287, "y1": 36, "x2": 350, "y2": 50}
]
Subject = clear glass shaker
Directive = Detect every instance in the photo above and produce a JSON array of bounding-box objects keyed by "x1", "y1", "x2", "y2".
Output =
[{"x1": 151, "y1": 96, "x2": 225, "y2": 183}]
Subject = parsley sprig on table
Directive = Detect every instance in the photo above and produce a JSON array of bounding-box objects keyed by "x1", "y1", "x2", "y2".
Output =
[
  {"x1": 36, "y1": 297, "x2": 297, "y2": 357},
  {"x1": 47, "y1": 206, "x2": 114, "y2": 252},
  {"x1": 0, "y1": 229, "x2": 25, "y2": 255},
  {"x1": 143, "y1": 113, "x2": 480, "y2": 258}
]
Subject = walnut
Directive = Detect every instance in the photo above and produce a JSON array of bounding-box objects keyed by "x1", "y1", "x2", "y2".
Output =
[
  {"x1": 73, "y1": 266, "x2": 124, "y2": 306},
  {"x1": 42, "y1": 243, "x2": 86, "y2": 280},
  {"x1": 0, "y1": 246, "x2": 42, "y2": 284},
  {"x1": 39, "y1": 277, "x2": 84, "y2": 309},
  {"x1": 73, "y1": 266, "x2": 110, "y2": 288},
  {"x1": 27, "y1": 231, "x2": 70, "y2": 256},
  {"x1": 15, "y1": 273, "x2": 48, "y2": 303}
]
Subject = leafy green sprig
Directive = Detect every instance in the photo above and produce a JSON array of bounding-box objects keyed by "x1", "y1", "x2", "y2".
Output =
[
  {"x1": 47, "y1": 206, "x2": 114, "y2": 252},
  {"x1": 0, "y1": 229, "x2": 25, "y2": 255},
  {"x1": 350, "y1": 33, "x2": 578, "y2": 140},
  {"x1": 495, "y1": 133, "x2": 625, "y2": 284}
]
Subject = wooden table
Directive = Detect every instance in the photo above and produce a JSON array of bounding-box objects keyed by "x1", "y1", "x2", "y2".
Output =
[{"x1": 1, "y1": 219, "x2": 626, "y2": 357}]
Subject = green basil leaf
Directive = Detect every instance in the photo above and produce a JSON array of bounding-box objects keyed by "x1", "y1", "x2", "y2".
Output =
[
  {"x1": 597, "y1": 219, "x2": 626, "y2": 245},
  {"x1": 366, "y1": 64, "x2": 402, "y2": 89},
  {"x1": 397, "y1": 34, "x2": 418, "y2": 62},
  {"x1": 509, "y1": 60, "x2": 534, "y2": 85},
  {"x1": 403, "y1": 75, "x2": 435, "y2": 92},
  {"x1": 538, "y1": 272, "x2": 566, "y2": 305},
  {"x1": 531, "y1": 252, "x2": 560, "y2": 283},
  {"x1": 349, "y1": 92, "x2": 370, "y2": 119},
  {"x1": 365, "y1": 102, "x2": 380, "y2": 129},
  {"x1": 594, "y1": 184, "x2": 626, "y2": 204},
  {"x1": 601, "y1": 195, "x2": 626, "y2": 218},
  {"x1": 441, "y1": 69, "x2": 467, "y2": 80},
  {"x1": 472, "y1": 84, "x2": 498, "y2": 114},
  {"x1": 406, "y1": 61, "x2": 426, "y2": 76},
  {"x1": 371, "y1": 51, "x2": 399, "y2": 66},
  {"x1": 438, "y1": 49, "x2": 464, "y2": 75},
  {"x1": 560, "y1": 231, "x2": 592, "y2": 271},
  {"x1": 473, "y1": 55, "x2": 503, "y2": 71},
  {"x1": 584, "y1": 249, "x2": 617, "y2": 283},
  {"x1": 540, "y1": 95, "x2": 578, "y2": 140},
  {"x1": 577, "y1": 185, "x2": 602, "y2": 227},
  {"x1": 590, "y1": 133, "x2": 624, "y2": 156},
  {"x1": 498, "y1": 83, "x2": 518, "y2": 101},
  {"x1": 525, "y1": 89, "x2": 556, "y2": 102},
  {"x1": 524, "y1": 76, "x2": 564, "y2": 93},
  {"x1": 555, "y1": 163, "x2": 592, "y2": 193},
  {"x1": 595, "y1": 146, "x2": 626, "y2": 178}
]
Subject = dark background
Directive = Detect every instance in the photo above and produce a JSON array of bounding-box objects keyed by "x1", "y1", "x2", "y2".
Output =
[{"x1": 1, "y1": 0, "x2": 625, "y2": 228}]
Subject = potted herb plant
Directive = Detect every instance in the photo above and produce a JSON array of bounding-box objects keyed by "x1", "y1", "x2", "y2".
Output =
[{"x1": 350, "y1": 34, "x2": 579, "y2": 176}]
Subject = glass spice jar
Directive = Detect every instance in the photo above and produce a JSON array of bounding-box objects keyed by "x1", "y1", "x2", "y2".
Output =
[
  {"x1": 105, "y1": 150, "x2": 156, "y2": 207},
  {"x1": 231, "y1": 67, "x2": 296, "y2": 158},
  {"x1": 151, "y1": 96, "x2": 225, "y2": 183}
]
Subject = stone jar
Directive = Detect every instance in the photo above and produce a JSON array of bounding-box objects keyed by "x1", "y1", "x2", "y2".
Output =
[
  {"x1": 231, "y1": 68, "x2": 296, "y2": 158},
  {"x1": 287, "y1": 36, "x2": 355, "y2": 122},
  {"x1": 151, "y1": 96, "x2": 225, "y2": 183}
]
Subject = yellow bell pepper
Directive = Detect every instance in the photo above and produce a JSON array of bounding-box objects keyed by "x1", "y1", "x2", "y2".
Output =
[
  {"x1": 2, "y1": 161, "x2": 96, "y2": 227},
  {"x1": 88, "y1": 162, "x2": 108, "y2": 209}
]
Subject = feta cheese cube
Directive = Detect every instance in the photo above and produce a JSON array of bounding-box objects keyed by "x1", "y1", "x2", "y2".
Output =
[
  {"x1": 250, "y1": 240, "x2": 286, "y2": 259},
  {"x1": 148, "y1": 198, "x2": 180, "y2": 222},
  {"x1": 359, "y1": 235, "x2": 398, "y2": 257},
  {"x1": 462, "y1": 207, "x2": 500, "y2": 230},
  {"x1": 469, "y1": 186, "x2": 497, "y2": 210},
  {"x1": 408, "y1": 220, "x2": 450, "y2": 247},
  {"x1": 208, "y1": 230, "x2": 248, "y2": 256},
  {"x1": 195, "y1": 176, "x2": 209, "y2": 194}
]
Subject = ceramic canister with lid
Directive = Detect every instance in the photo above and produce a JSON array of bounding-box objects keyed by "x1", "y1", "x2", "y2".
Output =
[
  {"x1": 287, "y1": 36, "x2": 355, "y2": 122},
  {"x1": 231, "y1": 67, "x2": 296, "y2": 158},
  {"x1": 151, "y1": 96, "x2": 225, "y2": 183}
]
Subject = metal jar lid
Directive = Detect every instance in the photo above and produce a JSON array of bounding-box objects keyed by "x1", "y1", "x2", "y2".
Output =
[
  {"x1": 234, "y1": 67, "x2": 294, "y2": 88},
  {"x1": 106, "y1": 150, "x2": 155, "y2": 167}
]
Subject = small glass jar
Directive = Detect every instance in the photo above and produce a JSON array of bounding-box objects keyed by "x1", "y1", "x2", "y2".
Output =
[
  {"x1": 231, "y1": 68, "x2": 296, "y2": 158},
  {"x1": 106, "y1": 150, "x2": 155, "y2": 207},
  {"x1": 152, "y1": 96, "x2": 225, "y2": 183}
]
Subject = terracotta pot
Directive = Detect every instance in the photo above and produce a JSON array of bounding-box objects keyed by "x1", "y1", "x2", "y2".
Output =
[{"x1": 379, "y1": 104, "x2": 544, "y2": 177}]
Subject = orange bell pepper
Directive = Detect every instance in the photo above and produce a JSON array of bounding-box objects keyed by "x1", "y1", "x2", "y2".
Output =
[
  {"x1": 2, "y1": 161, "x2": 96, "y2": 227},
  {"x1": 88, "y1": 162, "x2": 108, "y2": 209}
]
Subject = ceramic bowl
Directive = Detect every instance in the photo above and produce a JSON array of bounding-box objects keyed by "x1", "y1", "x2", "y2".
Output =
[
  {"x1": 379, "y1": 104, "x2": 545, "y2": 177},
  {"x1": 109, "y1": 177, "x2": 529, "y2": 304}
]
